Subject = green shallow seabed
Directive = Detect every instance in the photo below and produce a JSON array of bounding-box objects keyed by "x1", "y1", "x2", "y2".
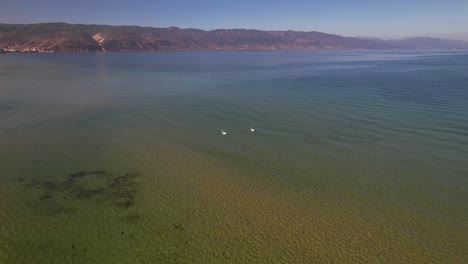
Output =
[
  {"x1": 0, "y1": 51, "x2": 467, "y2": 263},
  {"x1": 1, "y1": 114, "x2": 466, "y2": 263}
]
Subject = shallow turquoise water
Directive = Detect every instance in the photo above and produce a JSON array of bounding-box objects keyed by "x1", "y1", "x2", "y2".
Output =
[{"x1": 0, "y1": 51, "x2": 467, "y2": 263}]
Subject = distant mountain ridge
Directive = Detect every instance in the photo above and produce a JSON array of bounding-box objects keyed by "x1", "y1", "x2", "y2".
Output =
[
  {"x1": 1, "y1": 23, "x2": 467, "y2": 53},
  {"x1": 388, "y1": 37, "x2": 468, "y2": 50}
]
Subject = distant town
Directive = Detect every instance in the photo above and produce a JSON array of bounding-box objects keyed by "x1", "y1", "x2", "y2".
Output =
[{"x1": 1, "y1": 45, "x2": 56, "y2": 54}]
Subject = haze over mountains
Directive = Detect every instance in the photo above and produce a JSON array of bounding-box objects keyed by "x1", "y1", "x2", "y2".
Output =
[{"x1": 1, "y1": 23, "x2": 468, "y2": 53}]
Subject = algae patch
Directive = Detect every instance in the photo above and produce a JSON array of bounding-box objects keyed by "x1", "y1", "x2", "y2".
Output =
[{"x1": 25, "y1": 170, "x2": 141, "y2": 215}]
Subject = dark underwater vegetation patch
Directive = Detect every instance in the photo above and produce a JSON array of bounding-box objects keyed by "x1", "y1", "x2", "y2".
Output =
[
  {"x1": 68, "y1": 170, "x2": 106, "y2": 180},
  {"x1": 0, "y1": 99, "x2": 21, "y2": 112},
  {"x1": 27, "y1": 179, "x2": 59, "y2": 191},
  {"x1": 25, "y1": 170, "x2": 141, "y2": 215},
  {"x1": 38, "y1": 192, "x2": 53, "y2": 200}
]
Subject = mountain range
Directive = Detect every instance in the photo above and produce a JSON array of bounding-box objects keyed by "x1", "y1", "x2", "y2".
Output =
[{"x1": 1, "y1": 23, "x2": 468, "y2": 53}]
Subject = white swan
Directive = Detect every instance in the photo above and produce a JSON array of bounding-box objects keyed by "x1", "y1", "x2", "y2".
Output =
[
  {"x1": 250, "y1": 127, "x2": 255, "y2": 132},
  {"x1": 221, "y1": 130, "x2": 228, "y2": 135}
]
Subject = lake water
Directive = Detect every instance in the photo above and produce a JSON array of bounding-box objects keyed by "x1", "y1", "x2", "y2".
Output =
[{"x1": 0, "y1": 51, "x2": 467, "y2": 263}]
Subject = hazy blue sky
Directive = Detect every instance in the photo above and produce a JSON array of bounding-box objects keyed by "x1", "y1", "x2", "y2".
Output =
[{"x1": 1, "y1": 0, "x2": 467, "y2": 39}]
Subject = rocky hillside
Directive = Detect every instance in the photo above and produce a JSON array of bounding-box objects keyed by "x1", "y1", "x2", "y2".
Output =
[{"x1": 1, "y1": 23, "x2": 467, "y2": 53}]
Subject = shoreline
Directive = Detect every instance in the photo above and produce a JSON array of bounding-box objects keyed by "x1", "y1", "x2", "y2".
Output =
[{"x1": 2, "y1": 48, "x2": 468, "y2": 55}]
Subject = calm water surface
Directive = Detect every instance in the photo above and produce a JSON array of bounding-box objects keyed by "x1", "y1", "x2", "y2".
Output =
[{"x1": 0, "y1": 51, "x2": 467, "y2": 263}]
